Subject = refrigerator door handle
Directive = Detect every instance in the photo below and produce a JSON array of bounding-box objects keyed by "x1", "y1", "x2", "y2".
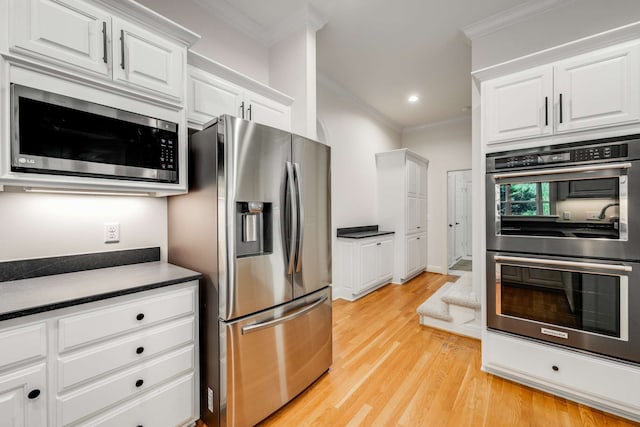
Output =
[
  {"x1": 286, "y1": 161, "x2": 298, "y2": 274},
  {"x1": 293, "y1": 162, "x2": 304, "y2": 272},
  {"x1": 241, "y1": 296, "x2": 328, "y2": 334}
]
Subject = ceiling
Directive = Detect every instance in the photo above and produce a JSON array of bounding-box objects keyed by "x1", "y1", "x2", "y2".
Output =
[{"x1": 197, "y1": 0, "x2": 531, "y2": 130}]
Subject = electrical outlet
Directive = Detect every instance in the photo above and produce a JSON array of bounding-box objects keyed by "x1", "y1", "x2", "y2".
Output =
[
  {"x1": 563, "y1": 211, "x2": 571, "y2": 220},
  {"x1": 104, "y1": 222, "x2": 120, "y2": 243}
]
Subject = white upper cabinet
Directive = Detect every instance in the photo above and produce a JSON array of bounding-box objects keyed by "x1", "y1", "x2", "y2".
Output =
[
  {"x1": 8, "y1": 0, "x2": 197, "y2": 103},
  {"x1": 187, "y1": 52, "x2": 293, "y2": 131},
  {"x1": 483, "y1": 41, "x2": 640, "y2": 145},
  {"x1": 9, "y1": 0, "x2": 111, "y2": 76},
  {"x1": 555, "y1": 44, "x2": 640, "y2": 133},
  {"x1": 112, "y1": 18, "x2": 184, "y2": 101},
  {"x1": 243, "y1": 90, "x2": 292, "y2": 131},
  {"x1": 484, "y1": 66, "x2": 553, "y2": 143},
  {"x1": 187, "y1": 66, "x2": 243, "y2": 126}
]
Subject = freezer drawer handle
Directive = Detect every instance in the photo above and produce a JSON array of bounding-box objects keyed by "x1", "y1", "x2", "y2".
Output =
[{"x1": 241, "y1": 296, "x2": 328, "y2": 335}]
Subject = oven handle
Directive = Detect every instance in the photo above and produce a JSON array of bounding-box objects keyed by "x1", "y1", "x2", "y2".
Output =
[
  {"x1": 492, "y1": 162, "x2": 631, "y2": 180},
  {"x1": 494, "y1": 255, "x2": 632, "y2": 272}
]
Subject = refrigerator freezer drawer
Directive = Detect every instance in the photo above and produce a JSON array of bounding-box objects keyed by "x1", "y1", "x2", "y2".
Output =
[{"x1": 223, "y1": 287, "x2": 332, "y2": 427}]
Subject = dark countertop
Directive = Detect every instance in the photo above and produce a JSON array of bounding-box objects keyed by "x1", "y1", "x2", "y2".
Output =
[
  {"x1": 0, "y1": 262, "x2": 202, "y2": 321},
  {"x1": 337, "y1": 225, "x2": 395, "y2": 239}
]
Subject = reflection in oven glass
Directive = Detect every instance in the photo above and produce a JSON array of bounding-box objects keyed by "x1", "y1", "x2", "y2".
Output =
[{"x1": 500, "y1": 265, "x2": 620, "y2": 338}]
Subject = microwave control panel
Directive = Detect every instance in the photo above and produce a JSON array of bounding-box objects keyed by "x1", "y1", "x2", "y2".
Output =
[
  {"x1": 159, "y1": 132, "x2": 177, "y2": 170},
  {"x1": 494, "y1": 143, "x2": 628, "y2": 170}
]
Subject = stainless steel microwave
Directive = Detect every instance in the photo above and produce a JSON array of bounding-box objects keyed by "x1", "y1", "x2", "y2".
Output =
[{"x1": 10, "y1": 84, "x2": 179, "y2": 183}]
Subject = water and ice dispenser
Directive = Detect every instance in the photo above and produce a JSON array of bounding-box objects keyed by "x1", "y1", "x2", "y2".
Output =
[{"x1": 236, "y1": 202, "x2": 272, "y2": 257}]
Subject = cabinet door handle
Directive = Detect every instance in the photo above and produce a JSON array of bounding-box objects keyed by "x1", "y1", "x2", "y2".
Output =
[
  {"x1": 136, "y1": 346, "x2": 144, "y2": 354},
  {"x1": 552, "y1": 365, "x2": 559, "y2": 372},
  {"x1": 136, "y1": 313, "x2": 144, "y2": 321},
  {"x1": 102, "y1": 22, "x2": 107, "y2": 64},
  {"x1": 248, "y1": 104, "x2": 252, "y2": 120},
  {"x1": 417, "y1": 237, "x2": 421, "y2": 240},
  {"x1": 544, "y1": 96, "x2": 548, "y2": 126},
  {"x1": 559, "y1": 93, "x2": 563, "y2": 124},
  {"x1": 27, "y1": 389, "x2": 41, "y2": 399},
  {"x1": 119, "y1": 29, "x2": 125, "y2": 70},
  {"x1": 135, "y1": 379, "x2": 144, "y2": 388},
  {"x1": 240, "y1": 101, "x2": 245, "y2": 119},
  {"x1": 376, "y1": 242, "x2": 381, "y2": 246}
]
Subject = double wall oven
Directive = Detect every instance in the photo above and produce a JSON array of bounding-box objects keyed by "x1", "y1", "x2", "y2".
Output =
[{"x1": 486, "y1": 135, "x2": 640, "y2": 364}]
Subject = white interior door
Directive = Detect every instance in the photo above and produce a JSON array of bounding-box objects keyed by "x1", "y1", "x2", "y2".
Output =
[{"x1": 448, "y1": 170, "x2": 472, "y2": 268}]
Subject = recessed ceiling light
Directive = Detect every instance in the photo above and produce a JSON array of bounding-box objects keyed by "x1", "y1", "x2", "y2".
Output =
[{"x1": 408, "y1": 95, "x2": 419, "y2": 103}]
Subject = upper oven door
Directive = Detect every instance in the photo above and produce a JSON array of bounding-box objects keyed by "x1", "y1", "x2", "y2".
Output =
[
  {"x1": 486, "y1": 160, "x2": 640, "y2": 260},
  {"x1": 487, "y1": 251, "x2": 640, "y2": 364}
]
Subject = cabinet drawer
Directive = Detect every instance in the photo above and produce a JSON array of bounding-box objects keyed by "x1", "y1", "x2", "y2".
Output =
[
  {"x1": 58, "y1": 316, "x2": 195, "y2": 391},
  {"x1": 0, "y1": 323, "x2": 46, "y2": 370},
  {"x1": 485, "y1": 332, "x2": 640, "y2": 410},
  {"x1": 58, "y1": 287, "x2": 195, "y2": 352},
  {"x1": 57, "y1": 345, "x2": 194, "y2": 426},
  {"x1": 78, "y1": 373, "x2": 195, "y2": 427}
]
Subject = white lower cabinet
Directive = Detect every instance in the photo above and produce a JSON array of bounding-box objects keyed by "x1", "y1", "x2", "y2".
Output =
[
  {"x1": 405, "y1": 233, "x2": 427, "y2": 278},
  {"x1": 335, "y1": 234, "x2": 394, "y2": 300},
  {"x1": 0, "y1": 281, "x2": 198, "y2": 427},
  {"x1": 0, "y1": 363, "x2": 47, "y2": 427},
  {"x1": 484, "y1": 331, "x2": 640, "y2": 419}
]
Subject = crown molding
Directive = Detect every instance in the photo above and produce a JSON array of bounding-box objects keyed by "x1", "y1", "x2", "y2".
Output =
[
  {"x1": 317, "y1": 73, "x2": 402, "y2": 133},
  {"x1": 193, "y1": 0, "x2": 270, "y2": 45},
  {"x1": 194, "y1": 0, "x2": 327, "y2": 47},
  {"x1": 462, "y1": 0, "x2": 574, "y2": 42},
  {"x1": 268, "y1": 4, "x2": 328, "y2": 45},
  {"x1": 402, "y1": 113, "x2": 471, "y2": 135}
]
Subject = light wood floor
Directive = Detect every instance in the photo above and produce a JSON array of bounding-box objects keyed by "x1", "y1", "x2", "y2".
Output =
[{"x1": 201, "y1": 272, "x2": 638, "y2": 427}]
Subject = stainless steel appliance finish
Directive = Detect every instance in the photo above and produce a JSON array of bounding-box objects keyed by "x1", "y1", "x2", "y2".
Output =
[
  {"x1": 168, "y1": 115, "x2": 332, "y2": 427},
  {"x1": 487, "y1": 251, "x2": 640, "y2": 364},
  {"x1": 11, "y1": 84, "x2": 178, "y2": 183},
  {"x1": 486, "y1": 135, "x2": 640, "y2": 260}
]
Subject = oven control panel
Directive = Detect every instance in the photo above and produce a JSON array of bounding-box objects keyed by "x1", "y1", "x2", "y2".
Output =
[{"x1": 494, "y1": 143, "x2": 628, "y2": 170}]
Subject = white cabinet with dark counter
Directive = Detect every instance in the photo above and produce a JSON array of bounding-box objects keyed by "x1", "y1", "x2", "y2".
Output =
[
  {"x1": 0, "y1": 248, "x2": 201, "y2": 427},
  {"x1": 334, "y1": 226, "x2": 394, "y2": 300}
]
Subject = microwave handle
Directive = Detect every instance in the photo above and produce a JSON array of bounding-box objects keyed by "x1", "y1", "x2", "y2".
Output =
[
  {"x1": 494, "y1": 255, "x2": 632, "y2": 272},
  {"x1": 492, "y1": 162, "x2": 631, "y2": 180}
]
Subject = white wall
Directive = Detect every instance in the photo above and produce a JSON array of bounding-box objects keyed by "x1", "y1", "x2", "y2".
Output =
[
  {"x1": 472, "y1": 0, "x2": 640, "y2": 70},
  {"x1": 0, "y1": 193, "x2": 167, "y2": 261},
  {"x1": 317, "y1": 78, "x2": 401, "y2": 274},
  {"x1": 270, "y1": 28, "x2": 317, "y2": 139},
  {"x1": 136, "y1": 0, "x2": 270, "y2": 83},
  {"x1": 401, "y1": 116, "x2": 472, "y2": 274}
]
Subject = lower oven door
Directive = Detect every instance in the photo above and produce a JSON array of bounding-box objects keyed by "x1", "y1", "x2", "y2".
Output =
[{"x1": 487, "y1": 251, "x2": 640, "y2": 364}]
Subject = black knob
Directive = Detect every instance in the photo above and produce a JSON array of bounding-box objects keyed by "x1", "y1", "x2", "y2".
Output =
[
  {"x1": 136, "y1": 313, "x2": 144, "y2": 321},
  {"x1": 136, "y1": 346, "x2": 144, "y2": 355},
  {"x1": 449, "y1": 224, "x2": 453, "y2": 227},
  {"x1": 552, "y1": 365, "x2": 559, "y2": 372},
  {"x1": 27, "y1": 389, "x2": 40, "y2": 399},
  {"x1": 135, "y1": 379, "x2": 144, "y2": 388}
]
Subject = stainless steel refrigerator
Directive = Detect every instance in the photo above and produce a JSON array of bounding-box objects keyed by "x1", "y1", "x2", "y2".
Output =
[{"x1": 168, "y1": 115, "x2": 332, "y2": 427}]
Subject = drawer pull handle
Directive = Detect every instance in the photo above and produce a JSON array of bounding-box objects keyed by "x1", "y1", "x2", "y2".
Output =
[
  {"x1": 136, "y1": 313, "x2": 145, "y2": 321},
  {"x1": 135, "y1": 379, "x2": 144, "y2": 388},
  {"x1": 552, "y1": 365, "x2": 559, "y2": 372},
  {"x1": 27, "y1": 389, "x2": 40, "y2": 399},
  {"x1": 136, "y1": 346, "x2": 144, "y2": 355}
]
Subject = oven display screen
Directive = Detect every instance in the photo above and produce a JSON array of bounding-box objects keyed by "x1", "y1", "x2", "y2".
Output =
[{"x1": 500, "y1": 265, "x2": 621, "y2": 338}]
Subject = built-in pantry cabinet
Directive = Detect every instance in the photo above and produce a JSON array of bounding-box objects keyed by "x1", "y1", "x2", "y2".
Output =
[
  {"x1": 376, "y1": 149, "x2": 428, "y2": 284},
  {"x1": 0, "y1": 281, "x2": 199, "y2": 427},
  {"x1": 483, "y1": 41, "x2": 640, "y2": 145},
  {"x1": 187, "y1": 52, "x2": 293, "y2": 131}
]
